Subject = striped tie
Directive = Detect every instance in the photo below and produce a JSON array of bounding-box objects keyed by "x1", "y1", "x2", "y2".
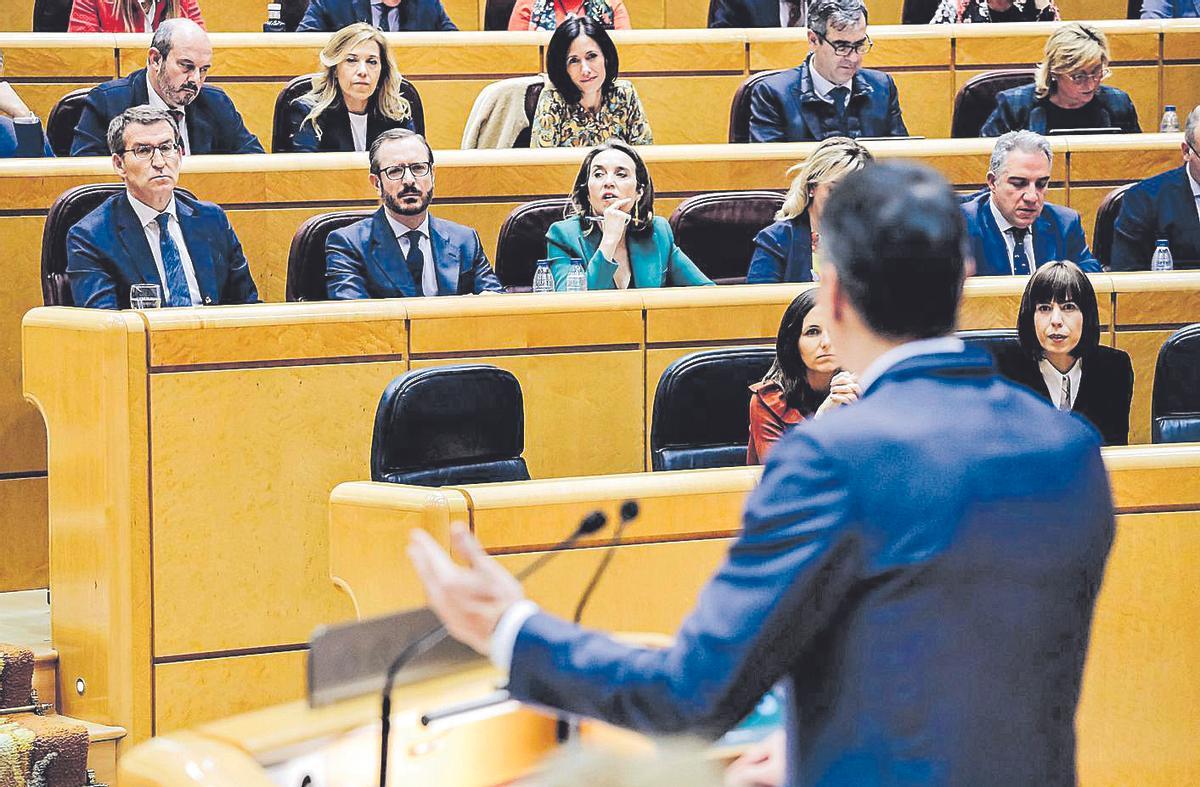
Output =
[
  {"x1": 1058, "y1": 375, "x2": 1071, "y2": 411},
  {"x1": 155, "y1": 213, "x2": 192, "y2": 307}
]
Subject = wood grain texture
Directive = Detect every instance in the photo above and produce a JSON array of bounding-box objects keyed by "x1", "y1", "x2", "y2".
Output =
[
  {"x1": 154, "y1": 651, "x2": 308, "y2": 734},
  {"x1": 1114, "y1": 329, "x2": 1173, "y2": 446},
  {"x1": 0, "y1": 477, "x2": 48, "y2": 592}
]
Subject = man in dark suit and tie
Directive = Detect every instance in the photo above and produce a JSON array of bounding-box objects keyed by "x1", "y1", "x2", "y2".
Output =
[
  {"x1": 1111, "y1": 105, "x2": 1200, "y2": 270},
  {"x1": 71, "y1": 19, "x2": 263, "y2": 157},
  {"x1": 748, "y1": 0, "x2": 907, "y2": 142},
  {"x1": 325, "y1": 129, "x2": 501, "y2": 299},
  {"x1": 708, "y1": 0, "x2": 805, "y2": 27},
  {"x1": 962, "y1": 130, "x2": 1100, "y2": 276},
  {"x1": 67, "y1": 106, "x2": 259, "y2": 310},
  {"x1": 407, "y1": 162, "x2": 1115, "y2": 786},
  {"x1": 297, "y1": 0, "x2": 458, "y2": 31}
]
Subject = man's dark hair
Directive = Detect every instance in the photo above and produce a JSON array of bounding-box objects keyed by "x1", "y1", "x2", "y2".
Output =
[
  {"x1": 807, "y1": 0, "x2": 868, "y2": 37},
  {"x1": 821, "y1": 162, "x2": 966, "y2": 339},
  {"x1": 545, "y1": 16, "x2": 619, "y2": 105},
  {"x1": 368, "y1": 129, "x2": 434, "y2": 175},
  {"x1": 1016, "y1": 260, "x2": 1101, "y2": 361}
]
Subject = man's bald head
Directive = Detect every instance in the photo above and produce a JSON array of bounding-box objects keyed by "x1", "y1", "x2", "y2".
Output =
[{"x1": 147, "y1": 18, "x2": 212, "y2": 108}]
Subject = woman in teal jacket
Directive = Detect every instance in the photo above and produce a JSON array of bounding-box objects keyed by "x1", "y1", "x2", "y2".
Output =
[{"x1": 546, "y1": 140, "x2": 715, "y2": 290}]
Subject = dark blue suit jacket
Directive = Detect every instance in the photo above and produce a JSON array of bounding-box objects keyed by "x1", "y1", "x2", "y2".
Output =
[
  {"x1": 1141, "y1": 0, "x2": 1200, "y2": 17},
  {"x1": 707, "y1": 0, "x2": 780, "y2": 27},
  {"x1": 749, "y1": 57, "x2": 908, "y2": 143},
  {"x1": 961, "y1": 191, "x2": 1100, "y2": 276},
  {"x1": 66, "y1": 191, "x2": 260, "y2": 309},
  {"x1": 71, "y1": 68, "x2": 264, "y2": 157},
  {"x1": 0, "y1": 117, "x2": 52, "y2": 158},
  {"x1": 297, "y1": 0, "x2": 458, "y2": 31},
  {"x1": 507, "y1": 346, "x2": 1114, "y2": 786},
  {"x1": 747, "y1": 213, "x2": 814, "y2": 283},
  {"x1": 286, "y1": 96, "x2": 415, "y2": 153},
  {"x1": 1112, "y1": 166, "x2": 1200, "y2": 270},
  {"x1": 325, "y1": 207, "x2": 502, "y2": 298},
  {"x1": 980, "y1": 84, "x2": 1141, "y2": 137}
]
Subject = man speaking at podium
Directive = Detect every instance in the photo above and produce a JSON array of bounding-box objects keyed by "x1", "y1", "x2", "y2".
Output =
[{"x1": 409, "y1": 163, "x2": 1114, "y2": 786}]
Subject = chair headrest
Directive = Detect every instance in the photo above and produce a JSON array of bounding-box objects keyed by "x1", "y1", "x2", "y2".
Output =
[
  {"x1": 1153, "y1": 323, "x2": 1200, "y2": 415},
  {"x1": 285, "y1": 209, "x2": 376, "y2": 301},
  {"x1": 494, "y1": 198, "x2": 570, "y2": 290},
  {"x1": 668, "y1": 191, "x2": 785, "y2": 284},
  {"x1": 950, "y1": 69, "x2": 1036, "y2": 138},
  {"x1": 728, "y1": 70, "x2": 784, "y2": 144}
]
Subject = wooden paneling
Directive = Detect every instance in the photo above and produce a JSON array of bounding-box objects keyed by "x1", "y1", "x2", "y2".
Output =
[
  {"x1": 1163, "y1": 65, "x2": 1200, "y2": 114},
  {"x1": 1114, "y1": 329, "x2": 1172, "y2": 446},
  {"x1": 630, "y1": 75, "x2": 747, "y2": 145},
  {"x1": 1057, "y1": 0, "x2": 1130, "y2": 19},
  {"x1": 890, "y1": 71, "x2": 955, "y2": 139},
  {"x1": 154, "y1": 651, "x2": 308, "y2": 734},
  {"x1": 0, "y1": 477, "x2": 48, "y2": 592},
  {"x1": 0, "y1": 35, "x2": 116, "y2": 77}
]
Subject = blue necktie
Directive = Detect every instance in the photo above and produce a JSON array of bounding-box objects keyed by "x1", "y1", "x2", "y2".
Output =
[
  {"x1": 1010, "y1": 227, "x2": 1031, "y2": 275},
  {"x1": 404, "y1": 230, "x2": 426, "y2": 296},
  {"x1": 829, "y1": 86, "x2": 850, "y2": 135},
  {"x1": 155, "y1": 212, "x2": 192, "y2": 307}
]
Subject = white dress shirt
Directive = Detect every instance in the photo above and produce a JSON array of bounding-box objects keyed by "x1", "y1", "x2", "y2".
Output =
[
  {"x1": 1038, "y1": 356, "x2": 1082, "y2": 410},
  {"x1": 347, "y1": 111, "x2": 369, "y2": 152},
  {"x1": 145, "y1": 71, "x2": 191, "y2": 155},
  {"x1": 372, "y1": 2, "x2": 399, "y2": 29},
  {"x1": 807, "y1": 58, "x2": 852, "y2": 105},
  {"x1": 383, "y1": 211, "x2": 438, "y2": 296},
  {"x1": 988, "y1": 197, "x2": 1038, "y2": 275},
  {"x1": 126, "y1": 193, "x2": 202, "y2": 305},
  {"x1": 1188, "y1": 166, "x2": 1200, "y2": 224}
]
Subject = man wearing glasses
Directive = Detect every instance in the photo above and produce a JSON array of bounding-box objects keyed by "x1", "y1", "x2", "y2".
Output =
[
  {"x1": 325, "y1": 129, "x2": 502, "y2": 299},
  {"x1": 66, "y1": 106, "x2": 259, "y2": 309},
  {"x1": 747, "y1": 0, "x2": 907, "y2": 142}
]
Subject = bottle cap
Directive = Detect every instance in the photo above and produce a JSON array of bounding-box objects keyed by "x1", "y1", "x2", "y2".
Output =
[
  {"x1": 1156, "y1": 239, "x2": 1169, "y2": 244},
  {"x1": 1165, "y1": 105, "x2": 1176, "y2": 111}
]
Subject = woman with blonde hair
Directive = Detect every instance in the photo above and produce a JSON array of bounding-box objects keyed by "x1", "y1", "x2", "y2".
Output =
[
  {"x1": 287, "y1": 23, "x2": 414, "y2": 153},
  {"x1": 982, "y1": 22, "x2": 1140, "y2": 136},
  {"x1": 746, "y1": 137, "x2": 873, "y2": 284},
  {"x1": 69, "y1": 0, "x2": 204, "y2": 31}
]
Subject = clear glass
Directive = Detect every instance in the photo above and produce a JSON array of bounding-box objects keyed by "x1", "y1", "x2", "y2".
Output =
[
  {"x1": 129, "y1": 283, "x2": 162, "y2": 309},
  {"x1": 532, "y1": 260, "x2": 555, "y2": 293},
  {"x1": 564, "y1": 259, "x2": 588, "y2": 292},
  {"x1": 1151, "y1": 241, "x2": 1174, "y2": 272}
]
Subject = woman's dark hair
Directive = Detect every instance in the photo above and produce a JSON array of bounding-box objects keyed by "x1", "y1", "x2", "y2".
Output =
[
  {"x1": 545, "y1": 16, "x2": 619, "y2": 104},
  {"x1": 1016, "y1": 260, "x2": 1101, "y2": 361},
  {"x1": 763, "y1": 289, "x2": 828, "y2": 415},
  {"x1": 567, "y1": 140, "x2": 655, "y2": 236}
]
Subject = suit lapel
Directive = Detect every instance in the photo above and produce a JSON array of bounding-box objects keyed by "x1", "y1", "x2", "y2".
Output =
[
  {"x1": 427, "y1": 216, "x2": 460, "y2": 295},
  {"x1": 794, "y1": 64, "x2": 823, "y2": 141},
  {"x1": 175, "y1": 197, "x2": 217, "y2": 303},
  {"x1": 1028, "y1": 104, "x2": 1048, "y2": 135},
  {"x1": 325, "y1": 103, "x2": 353, "y2": 152},
  {"x1": 1169, "y1": 167, "x2": 1200, "y2": 237},
  {"x1": 977, "y1": 196, "x2": 1011, "y2": 275},
  {"x1": 626, "y1": 228, "x2": 663, "y2": 288},
  {"x1": 114, "y1": 196, "x2": 164, "y2": 288},
  {"x1": 786, "y1": 215, "x2": 814, "y2": 282},
  {"x1": 368, "y1": 208, "x2": 418, "y2": 297},
  {"x1": 353, "y1": 0, "x2": 373, "y2": 23},
  {"x1": 1031, "y1": 212, "x2": 1057, "y2": 269},
  {"x1": 187, "y1": 104, "x2": 213, "y2": 154},
  {"x1": 130, "y1": 69, "x2": 150, "y2": 104}
]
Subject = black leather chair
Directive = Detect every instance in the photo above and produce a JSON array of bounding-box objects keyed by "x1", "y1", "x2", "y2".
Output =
[
  {"x1": 668, "y1": 191, "x2": 785, "y2": 285},
  {"x1": 285, "y1": 209, "x2": 376, "y2": 301},
  {"x1": 33, "y1": 0, "x2": 71, "y2": 31},
  {"x1": 47, "y1": 88, "x2": 92, "y2": 157},
  {"x1": 728, "y1": 69, "x2": 784, "y2": 144},
  {"x1": 494, "y1": 198, "x2": 570, "y2": 291},
  {"x1": 270, "y1": 74, "x2": 426, "y2": 153},
  {"x1": 950, "y1": 70, "x2": 1036, "y2": 138},
  {"x1": 371, "y1": 365, "x2": 530, "y2": 486},
  {"x1": 956, "y1": 328, "x2": 1020, "y2": 361},
  {"x1": 1151, "y1": 324, "x2": 1200, "y2": 444},
  {"x1": 485, "y1": 0, "x2": 517, "y2": 29},
  {"x1": 41, "y1": 183, "x2": 198, "y2": 306},
  {"x1": 1092, "y1": 183, "x2": 1134, "y2": 271},
  {"x1": 650, "y1": 347, "x2": 775, "y2": 471},
  {"x1": 512, "y1": 81, "x2": 544, "y2": 149},
  {"x1": 901, "y1": 0, "x2": 942, "y2": 22}
]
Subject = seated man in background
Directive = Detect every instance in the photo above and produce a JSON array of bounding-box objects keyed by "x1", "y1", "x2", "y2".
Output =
[
  {"x1": 0, "y1": 51, "x2": 52, "y2": 157},
  {"x1": 67, "y1": 106, "x2": 260, "y2": 309},
  {"x1": 709, "y1": 0, "x2": 807, "y2": 27},
  {"x1": 326, "y1": 129, "x2": 502, "y2": 299},
  {"x1": 961, "y1": 130, "x2": 1099, "y2": 276},
  {"x1": 748, "y1": 0, "x2": 907, "y2": 142},
  {"x1": 1111, "y1": 105, "x2": 1200, "y2": 270},
  {"x1": 1140, "y1": 0, "x2": 1199, "y2": 17},
  {"x1": 71, "y1": 19, "x2": 263, "y2": 156},
  {"x1": 297, "y1": 0, "x2": 458, "y2": 31}
]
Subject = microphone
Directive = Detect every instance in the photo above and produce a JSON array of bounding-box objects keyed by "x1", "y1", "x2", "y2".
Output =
[
  {"x1": 378, "y1": 509, "x2": 608, "y2": 787},
  {"x1": 573, "y1": 501, "x2": 640, "y2": 625}
]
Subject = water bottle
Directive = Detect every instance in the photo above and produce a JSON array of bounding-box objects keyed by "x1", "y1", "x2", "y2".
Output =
[
  {"x1": 263, "y1": 2, "x2": 287, "y2": 32},
  {"x1": 531, "y1": 259, "x2": 555, "y2": 293},
  {"x1": 1160, "y1": 105, "x2": 1180, "y2": 133},
  {"x1": 1151, "y1": 240, "x2": 1174, "y2": 272},
  {"x1": 564, "y1": 258, "x2": 588, "y2": 292}
]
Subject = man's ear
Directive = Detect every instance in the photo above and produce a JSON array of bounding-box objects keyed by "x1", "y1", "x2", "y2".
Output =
[
  {"x1": 807, "y1": 30, "x2": 819, "y2": 51},
  {"x1": 369, "y1": 173, "x2": 381, "y2": 192},
  {"x1": 112, "y1": 151, "x2": 126, "y2": 179},
  {"x1": 985, "y1": 171, "x2": 997, "y2": 193},
  {"x1": 147, "y1": 47, "x2": 160, "y2": 72}
]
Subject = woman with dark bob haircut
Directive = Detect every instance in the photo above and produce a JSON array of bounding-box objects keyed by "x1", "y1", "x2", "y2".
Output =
[
  {"x1": 530, "y1": 16, "x2": 652, "y2": 148},
  {"x1": 996, "y1": 260, "x2": 1133, "y2": 445},
  {"x1": 544, "y1": 140, "x2": 712, "y2": 290},
  {"x1": 747, "y1": 288, "x2": 859, "y2": 464}
]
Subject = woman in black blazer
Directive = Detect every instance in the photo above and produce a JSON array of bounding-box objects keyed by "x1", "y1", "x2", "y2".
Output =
[
  {"x1": 997, "y1": 260, "x2": 1134, "y2": 445},
  {"x1": 288, "y1": 23, "x2": 414, "y2": 153}
]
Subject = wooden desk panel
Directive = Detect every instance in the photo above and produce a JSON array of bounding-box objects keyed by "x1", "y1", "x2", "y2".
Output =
[
  {"x1": 154, "y1": 651, "x2": 307, "y2": 735},
  {"x1": 0, "y1": 35, "x2": 117, "y2": 77},
  {"x1": 1116, "y1": 330, "x2": 1174, "y2": 446},
  {"x1": 0, "y1": 477, "x2": 48, "y2": 592},
  {"x1": 1163, "y1": 65, "x2": 1200, "y2": 113}
]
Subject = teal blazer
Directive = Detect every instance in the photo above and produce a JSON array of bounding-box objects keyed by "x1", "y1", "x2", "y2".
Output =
[{"x1": 545, "y1": 215, "x2": 715, "y2": 290}]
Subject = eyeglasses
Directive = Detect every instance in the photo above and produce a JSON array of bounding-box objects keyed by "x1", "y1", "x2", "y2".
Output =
[
  {"x1": 121, "y1": 141, "x2": 181, "y2": 160},
  {"x1": 1055, "y1": 67, "x2": 1111, "y2": 86},
  {"x1": 379, "y1": 162, "x2": 432, "y2": 180},
  {"x1": 815, "y1": 31, "x2": 873, "y2": 57}
]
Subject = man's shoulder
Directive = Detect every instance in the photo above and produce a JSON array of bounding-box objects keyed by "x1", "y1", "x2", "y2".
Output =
[
  {"x1": 87, "y1": 70, "x2": 139, "y2": 104},
  {"x1": 994, "y1": 82, "x2": 1037, "y2": 106},
  {"x1": 1041, "y1": 200, "x2": 1084, "y2": 228},
  {"x1": 430, "y1": 214, "x2": 481, "y2": 245},
  {"x1": 857, "y1": 66, "x2": 896, "y2": 90},
  {"x1": 959, "y1": 191, "x2": 989, "y2": 226},
  {"x1": 328, "y1": 212, "x2": 380, "y2": 247},
  {"x1": 754, "y1": 66, "x2": 806, "y2": 95},
  {"x1": 71, "y1": 192, "x2": 127, "y2": 237},
  {"x1": 176, "y1": 192, "x2": 230, "y2": 223},
  {"x1": 1129, "y1": 165, "x2": 1185, "y2": 198},
  {"x1": 194, "y1": 82, "x2": 237, "y2": 109}
]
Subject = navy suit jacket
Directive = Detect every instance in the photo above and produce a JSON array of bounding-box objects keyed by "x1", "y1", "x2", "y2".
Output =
[
  {"x1": 961, "y1": 191, "x2": 1100, "y2": 276},
  {"x1": 66, "y1": 191, "x2": 260, "y2": 309},
  {"x1": 0, "y1": 117, "x2": 52, "y2": 158},
  {"x1": 749, "y1": 58, "x2": 908, "y2": 143},
  {"x1": 297, "y1": 0, "x2": 458, "y2": 31},
  {"x1": 747, "y1": 213, "x2": 814, "y2": 283},
  {"x1": 707, "y1": 0, "x2": 780, "y2": 27},
  {"x1": 1141, "y1": 0, "x2": 1200, "y2": 16},
  {"x1": 980, "y1": 84, "x2": 1141, "y2": 137},
  {"x1": 286, "y1": 96, "x2": 415, "y2": 153},
  {"x1": 507, "y1": 345, "x2": 1114, "y2": 786},
  {"x1": 1112, "y1": 166, "x2": 1200, "y2": 270},
  {"x1": 325, "y1": 208, "x2": 502, "y2": 298},
  {"x1": 71, "y1": 68, "x2": 264, "y2": 157}
]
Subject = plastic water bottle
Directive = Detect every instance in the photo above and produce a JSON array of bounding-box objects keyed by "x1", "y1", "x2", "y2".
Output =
[
  {"x1": 1160, "y1": 105, "x2": 1180, "y2": 133},
  {"x1": 1151, "y1": 239, "x2": 1174, "y2": 272},
  {"x1": 531, "y1": 259, "x2": 555, "y2": 293},
  {"x1": 564, "y1": 258, "x2": 588, "y2": 292},
  {"x1": 263, "y1": 2, "x2": 287, "y2": 32}
]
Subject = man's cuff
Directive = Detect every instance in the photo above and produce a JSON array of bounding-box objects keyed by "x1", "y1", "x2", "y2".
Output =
[
  {"x1": 11, "y1": 114, "x2": 39, "y2": 124},
  {"x1": 489, "y1": 599, "x2": 539, "y2": 675}
]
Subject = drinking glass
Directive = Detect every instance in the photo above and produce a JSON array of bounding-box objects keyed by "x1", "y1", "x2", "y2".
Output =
[{"x1": 129, "y1": 283, "x2": 162, "y2": 310}]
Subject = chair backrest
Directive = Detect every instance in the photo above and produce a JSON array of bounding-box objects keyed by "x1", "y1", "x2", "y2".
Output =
[
  {"x1": 512, "y1": 81, "x2": 545, "y2": 148},
  {"x1": 1127, "y1": 0, "x2": 1141, "y2": 18},
  {"x1": 668, "y1": 191, "x2": 785, "y2": 285},
  {"x1": 494, "y1": 198, "x2": 570, "y2": 291},
  {"x1": 728, "y1": 69, "x2": 784, "y2": 144},
  {"x1": 651, "y1": 347, "x2": 776, "y2": 472},
  {"x1": 32, "y1": 0, "x2": 71, "y2": 31},
  {"x1": 371, "y1": 364, "x2": 530, "y2": 486},
  {"x1": 47, "y1": 88, "x2": 92, "y2": 157},
  {"x1": 484, "y1": 0, "x2": 517, "y2": 29},
  {"x1": 284, "y1": 209, "x2": 377, "y2": 301},
  {"x1": 41, "y1": 183, "x2": 197, "y2": 306},
  {"x1": 951, "y1": 69, "x2": 1036, "y2": 138},
  {"x1": 955, "y1": 328, "x2": 1020, "y2": 361},
  {"x1": 271, "y1": 74, "x2": 427, "y2": 153},
  {"x1": 1092, "y1": 182, "x2": 1134, "y2": 270},
  {"x1": 901, "y1": 0, "x2": 942, "y2": 22},
  {"x1": 1151, "y1": 323, "x2": 1200, "y2": 444}
]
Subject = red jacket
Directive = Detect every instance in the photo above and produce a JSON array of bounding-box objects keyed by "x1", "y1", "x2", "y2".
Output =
[
  {"x1": 746, "y1": 380, "x2": 806, "y2": 465},
  {"x1": 68, "y1": 0, "x2": 206, "y2": 32}
]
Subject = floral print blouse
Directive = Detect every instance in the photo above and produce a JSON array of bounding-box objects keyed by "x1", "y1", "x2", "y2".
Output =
[{"x1": 530, "y1": 80, "x2": 654, "y2": 148}]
